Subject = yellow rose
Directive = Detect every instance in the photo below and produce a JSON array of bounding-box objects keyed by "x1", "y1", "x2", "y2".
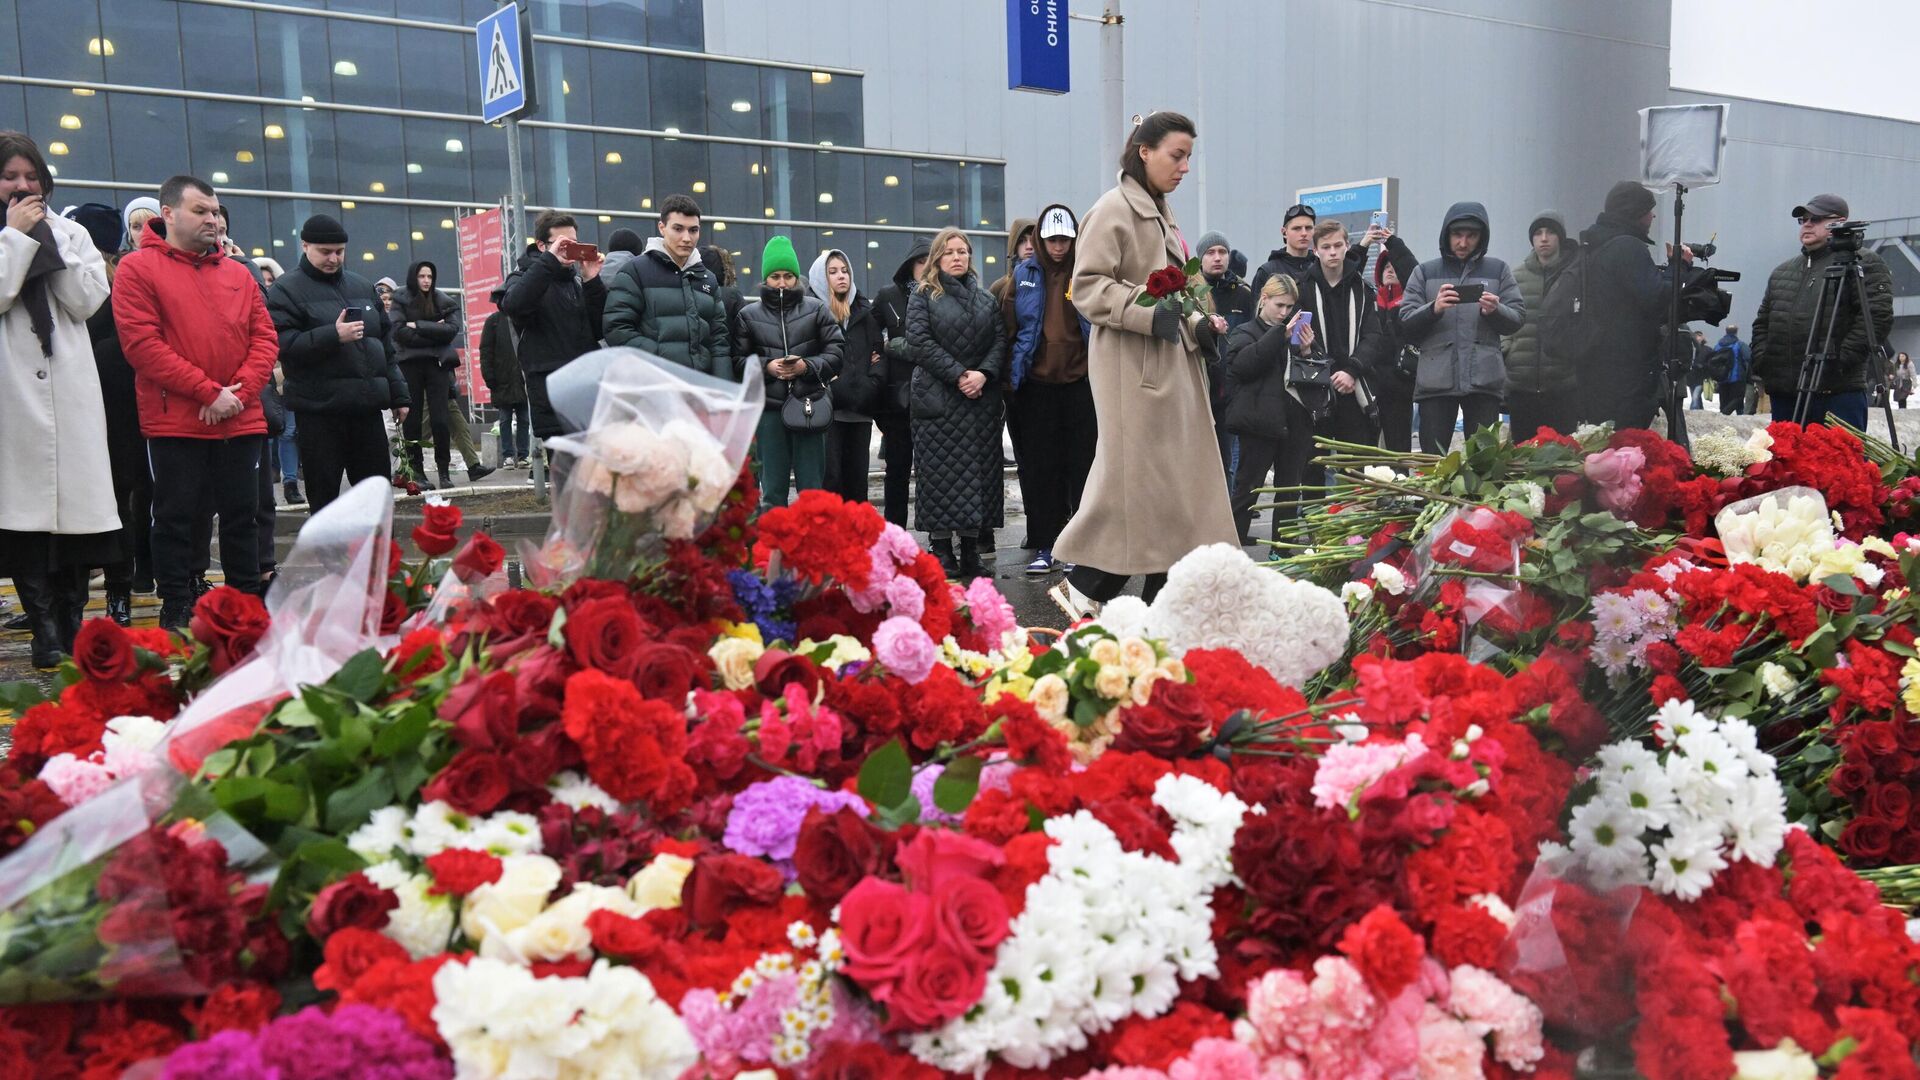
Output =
[
  {"x1": 461, "y1": 854, "x2": 562, "y2": 943},
  {"x1": 494, "y1": 907, "x2": 595, "y2": 963},
  {"x1": 629, "y1": 854, "x2": 695, "y2": 911},
  {"x1": 1089, "y1": 638, "x2": 1122, "y2": 667},
  {"x1": 1118, "y1": 637, "x2": 1157, "y2": 679},
  {"x1": 709, "y1": 637, "x2": 764, "y2": 690},
  {"x1": 1030, "y1": 673, "x2": 1070, "y2": 721},
  {"x1": 1156, "y1": 656, "x2": 1187, "y2": 682},
  {"x1": 1093, "y1": 664, "x2": 1130, "y2": 701},
  {"x1": 1129, "y1": 668, "x2": 1163, "y2": 706}
]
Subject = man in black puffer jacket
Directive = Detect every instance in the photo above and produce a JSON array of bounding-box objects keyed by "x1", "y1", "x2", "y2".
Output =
[
  {"x1": 1751, "y1": 193, "x2": 1894, "y2": 429},
  {"x1": 267, "y1": 214, "x2": 411, "y2": 510},
  {"x1": 501, "y1": 211, "x2": 608, "y2": 440},
  {"x1": 601, "y1": 194, "x2": 730, "y2": 377},
  {"x1": 1574, "y1": 182, "x2": 1682, "y2": 431}
]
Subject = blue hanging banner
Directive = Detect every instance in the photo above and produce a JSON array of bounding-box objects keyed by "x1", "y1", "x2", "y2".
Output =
[{"x1": 1007, "y1": 0, "x2": 1070, "y2": 95}]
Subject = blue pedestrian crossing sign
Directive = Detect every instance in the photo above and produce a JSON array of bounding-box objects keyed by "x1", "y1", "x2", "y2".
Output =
[{"x1": 477, "y1": 4, "x2": 528, "y2": 123}]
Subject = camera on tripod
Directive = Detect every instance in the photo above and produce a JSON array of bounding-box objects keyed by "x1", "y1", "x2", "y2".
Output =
[
  {"x1": 1661, "y1": 242, "x2": 1740, "y2": 326},
  {"x1": 1827, "y1": 219, "x2": 1870, "y2": 254}
]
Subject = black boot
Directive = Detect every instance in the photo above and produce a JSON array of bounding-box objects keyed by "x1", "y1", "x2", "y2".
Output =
[
  {"x1": 439, "y1": 469, "x2": 454, "y2": 490},
  {"x1": 466, "y1": 462, "x2": 495, "y2": 482},
  {"x1": 107, "y1": 589, "x2": 132, "y2": 628},
  {"x1": 958, "y1": 536, "x2": 986, "y2": 581},
  {"x1": 14, "y1": 574, "x2": 63, "y2": 670},
  {"x1": 158, "y1": 597, "x2": 195, "y2": 631},
  {"x1": 53, "y1": 567, "x2": 90, "y2": 654},
  {"x1": 283, "y1": 480, "x2": 303, "y2": 505},
  {"x1": 930, "y1": 537, "x2": 959, "y2": 579}
]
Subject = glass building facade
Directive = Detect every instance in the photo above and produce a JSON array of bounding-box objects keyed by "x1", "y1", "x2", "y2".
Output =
[{"x1": 1, "y1": 0, "x2": 1006, "y2": 288}]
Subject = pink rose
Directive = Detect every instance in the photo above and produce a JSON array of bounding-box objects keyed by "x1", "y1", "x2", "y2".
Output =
[
  {"x1": 1583, "y1": 446, "x2": 1646, "y2": 513},
  {"x1": 896, "y1": 827, "x2": 1004, "y2": 892},
  {"x1": 873, "y1": 616, "x2": 937, "y2": 684},
  {"x1": 838, "y1": 877, "x2": 934, "y2": 986}
]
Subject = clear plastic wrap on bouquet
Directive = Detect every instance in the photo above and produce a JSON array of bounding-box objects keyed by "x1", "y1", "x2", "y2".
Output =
[
  {"x1": 525, "y1": 347, "x2": 764, "y2": 586},
  {"x1": 1408, "y1": 505, "x2": 1523, "y2": 601},
  {"x1": 1500, "y1": 855, "x2": 1643, "y2": 1040},
  {"x1": 1713, "y1": 484, "x2": 1828, "y2": 570}
]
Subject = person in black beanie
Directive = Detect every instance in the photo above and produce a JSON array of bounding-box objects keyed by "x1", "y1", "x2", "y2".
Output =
[
  {"x1": 266, "y1": 213, "x2": 412, "y2": 510},
  {"x1": 601, "y1": 226, "x2": 644, "y2": 279},
  {"x1": 1574, "y1": 180, "x2": 1688, "y2": 430}
]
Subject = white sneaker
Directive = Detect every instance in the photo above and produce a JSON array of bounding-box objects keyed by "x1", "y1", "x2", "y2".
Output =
[{"x1": 1047, "y1": 580, "x2": 1101, "y2": 623}]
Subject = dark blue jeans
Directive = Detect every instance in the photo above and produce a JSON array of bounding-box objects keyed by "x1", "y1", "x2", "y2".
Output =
[
  {"x1": 1773, "y1": 389, "x2": 1867, "y2": 430},
  {"x1": 498, "y1": 400, "x2": 532, "y2": 460}
]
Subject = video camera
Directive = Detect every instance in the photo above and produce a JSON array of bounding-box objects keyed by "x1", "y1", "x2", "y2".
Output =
[
  {"x1": 1828, "y1": 219, "x2": 1871, "y2": 255},
  {"x1": 1662, "y1": 242, "x2": 1741, "y2": 327}
]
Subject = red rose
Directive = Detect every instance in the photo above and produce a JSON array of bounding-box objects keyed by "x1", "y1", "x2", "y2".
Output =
[
  {"x1": 307, "y1": 872, "x2": 399, "y2": 940},
  {"x1": 380, "y1": 589, "x2": 409, "y2": 635},
  {"x1": 631, "y1": 643, "x2": 708, "y2": 703},
  {"x1": 584, "y1": 909, "x2": 663, "y2": 959},
  {"x1": 1865, "y1": 783, "x2": 1912, "y2": 827},
  {"x1": 1812, "y1": 585, "x2": 1853, "y2": 613},
  {"x1": 838, "y1": 877, "x2": 934, "y2": 985},
  {"x1": 440, "y1": 671, "x2": 520, "y2": 751},
  {"x1": 564, "y1": 596, "x2": 647, "y2": 678},
  {"x1": 794, "y1": 806, "x2": 893, "y2": 907},
  {"x1": 895, "y1": 827, "x2": 1004, "y2": 893},
  {"x1": 1337, "y1": 904, "x2": 1425, "y2": 998},
  {"x1": 490, "y1": 589, "x2": 560, "y2": 641},
  {"x1": 754, "y1": 649, "x2": 823, "y2": 698},
  {"x1": 1829, "y1": 761, "x2": 1875, "y2": 796},
  {"x1": 189, "y1": 586, "x2": 271, "y2": 674},
  {"x1": 182, "y1": 982, "x2": 281, "y2": 1036},
  {"x1": 932, "y1": 874, "x2": 1010, "y2": 959},
  {"x1": 681, "y1": 853, "x2": 785, "y2": 931},
  {"x1": 72, "y1": 618, "x2": 137, "y2": 683},
  {"x1": 1143, "y1": 264, "x2": 1187, "y2": 299},
  {"x1": 885, "y1": 944, "x2": 989, "y2": 1028},
  {"x1": 312, "y1": 927, "x2": 409, "y2": 993},
  {"x1": 1855, "y1": 722, "x2": 1899, "y2": 757},
  {"x1": 808, "y1": 1040, "x2": 944, "y2": 1080},
  {"x1": 411, "y1": 502, "x2": 463, "y2": 556},
  {"x1": 1114, "y1": 680, "x2": 1211, "y2": 758},
  {"x1": 421, "y1": 750, "x2": 512, "y2": 814},
  {"x1": 425, "y1": 849, "x2": 504, "y2": 896},
  {"x1": 1839, "y1": 817, "x2": 1894, "y2": 861},
  {"x1": 451, "y1": 531, "x2": 504, "y2": 581}
]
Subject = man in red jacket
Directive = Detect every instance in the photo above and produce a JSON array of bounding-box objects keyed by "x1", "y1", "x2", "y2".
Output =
[{"x1": 113, "y1": 175, "x2": 278, "y2": 627}]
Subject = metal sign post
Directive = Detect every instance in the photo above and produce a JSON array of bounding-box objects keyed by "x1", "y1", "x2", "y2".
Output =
[{"x1": 476, "y1": 3, "x2": 541, "y2": 494}]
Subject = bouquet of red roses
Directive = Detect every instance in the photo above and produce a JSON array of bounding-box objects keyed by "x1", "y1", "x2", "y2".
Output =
[{"x1": 1133, "y1": 257, "x2": 1213, "y2": 318}]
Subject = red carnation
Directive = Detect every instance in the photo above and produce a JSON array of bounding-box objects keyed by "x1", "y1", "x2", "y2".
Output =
[
  {"x1": 313, "y1": 927, "x2": 410, "y2": 993},
  {"x1": 560, "y1": 669, "x2": 696, "y2": 815},
  {"x1": 1337, "y1": 904, "x2": 1425, "y2": 998},
  {"x1": 182, "y1": 982, "x2": 281, "y2": 1037},
  {"x1": 425, "y1": 849, "x2": 505, "y2": 896}
]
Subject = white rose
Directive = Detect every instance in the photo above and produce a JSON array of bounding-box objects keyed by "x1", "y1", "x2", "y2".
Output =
[
  {"x1": 709, "y1": 637, "x2": 764, "y2": 690},
  {"x1": 1732, "y1": 1041, "x2": 1818, "y2": 1080},
  {"x1": 1117, "y1": 637, "x2": 1156, "y2": 679},
  {"x1": 1093, "y1": 664, "x2": 1130, "y2": 701},
  {"x1": 461, "y1": 854, "x2": 562, "y2": 944},
  {"x1": 1089, "y1": 638, "x2": 1122, "y2": 667},
  {"x1": 629, "y1": 854, "x2": 695, "y2": 911},
  {"x1": 1156, "y1": 656, "x2": 1186, "y2": 682},
  {"x1": 1030, "y1": 674, "x2": 1070, "y2": 721},
  {"x1": 1129, "y1": 669, "x2": 1163, "y2": 707}
]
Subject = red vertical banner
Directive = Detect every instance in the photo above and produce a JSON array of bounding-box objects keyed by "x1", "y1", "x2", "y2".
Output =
[{"x1": 456, "y1": 207, "x2": 505, "y2": 405}]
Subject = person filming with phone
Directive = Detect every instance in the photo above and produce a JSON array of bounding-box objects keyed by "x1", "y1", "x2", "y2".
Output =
[
  {"x1": 1223, "y1": 275, "x2": 1317, "y2": 544},
  {"x1": 501, "y1": 210, "x2": 608, "y2": 457},
  {"x1": 1397, "y1": 202, "x2": 1525, "y2": 454},
  {"x1": 266, "y1": 213, "x2": 412, "y2": 510}
]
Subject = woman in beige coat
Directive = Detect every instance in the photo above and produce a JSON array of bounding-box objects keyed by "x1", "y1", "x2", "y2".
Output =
[{"x1": 1051, "y1": 112, "x2": 1238, "y2": 618}]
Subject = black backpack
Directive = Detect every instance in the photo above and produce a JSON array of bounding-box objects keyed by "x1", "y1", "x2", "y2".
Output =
[
  {"x1": 1703, "y1": 346, "x2": 1737, "y2": 382},
  {"x1": 1534, "y1": 245, "x2": 1606, "y2": 367}
]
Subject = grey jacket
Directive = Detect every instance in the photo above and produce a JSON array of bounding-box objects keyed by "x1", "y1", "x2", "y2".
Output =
[{"x1": 1397, "y1": 201, "x2": 1526, "y2": 401}]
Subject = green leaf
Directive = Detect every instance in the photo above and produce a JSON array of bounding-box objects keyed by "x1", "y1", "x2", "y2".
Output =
[
  {"x1": 1026, "y1": 803, "x2": 1048, "y2": 832},
  {"x1": 1820, "y1": 574, "x2": 1861, "y2": 597},
  {"x1": 276, "y1": 697, "x2": 322, "y2": 729},
  {"x1": 1800, "y1": 741, "x2": 1837, "y2": 765},
  {"x1": 1181, "y1": 256, "x2": 1202, "y2": 275},
  {"x1": 0, "y1": 679, "x2": 49, "y2": 713},
  {"x1": 323, "y1": 770, "x2": 396, "y2": 833},
  {"x1": 1071, "y1": 697, "x2": 1104, "y2": 731},
  {"x1": 933, "y1": 756, "x2": 984, "y2": 815},
  {"x1": 332, "y1": 649, "x2": 387, "y2": 703},
  {"x1": 857, "y1": 738, "x2": 913, "y2": 811},
  {"x1": 214, "y1": 775, "x2": 308, "y2": 824},
  {"x1": 372, "y1": 704, "x2": 434, "y2": 760}
]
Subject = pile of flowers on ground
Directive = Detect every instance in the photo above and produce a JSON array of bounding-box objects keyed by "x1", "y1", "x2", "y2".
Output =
[{"x1": 0, "y1": 363, "x2": 1917, "y2": 1080}]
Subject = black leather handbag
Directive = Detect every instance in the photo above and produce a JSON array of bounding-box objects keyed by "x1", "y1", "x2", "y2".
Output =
[{"x1": 781, "y1": 357, "x2": 834, "y2": 432}]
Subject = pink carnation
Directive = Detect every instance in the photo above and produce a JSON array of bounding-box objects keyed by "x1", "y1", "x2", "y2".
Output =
[
  {"x1": 878, "y1": 522, "x2": 921, "y2": 565},
  {"x1": 873, "y1": 616, "x2": 938, "y2": 684},
  {"x1": 1169, "y1": 1038, "x2": 1268, "y2": 1080},
  {"x1": 1584, "y1": 446, "x2": 1645, "y2": 513},
  {"x1": 39, "y1": 753, "x2": 116, "y2": 806},
  {"x1": 1075, "y1": 1069, "x2": 1168, "y2": 1080},
  {"x1": 1446, "y1": 965, "x2": 1545, "y2": 1070},
  {"x1": 1414, "y1": 1005, "x2": 1485, "y2": 1080},
  {"x1": 963, "y1": 577, "x2": 1019, "y2": 643},
  {"x1": 1309, "y1": 738, "x2": 1420, "y2": 812},
  {"x1": 885, "y1": 574, "x2": 927, "y2": 621}
]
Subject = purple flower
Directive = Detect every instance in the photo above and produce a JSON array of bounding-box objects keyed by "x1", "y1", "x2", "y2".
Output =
[
  {"x1": 162, "y1": 1030, "x2": 265, "y2": 1080},
  {"x1": 722, "y1": 775, "x2": 868, "y2": 865}
]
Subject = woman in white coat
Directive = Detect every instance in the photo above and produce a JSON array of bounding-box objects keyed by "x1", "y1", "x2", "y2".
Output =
[{"x1": 0, "y1": 131, "x2": 118, "y2": 668}]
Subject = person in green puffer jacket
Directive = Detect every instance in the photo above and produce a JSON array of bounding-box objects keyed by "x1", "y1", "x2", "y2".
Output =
[
  {"x1": 1503, "y1": 211, "x2": 1582, "y2": 439},
  {"x1": 600, "y1": 194, "x2": 732, "y2": 377},
  {"x1": 1751, "y1": 193, "x2": 1894, "y2": 429}
]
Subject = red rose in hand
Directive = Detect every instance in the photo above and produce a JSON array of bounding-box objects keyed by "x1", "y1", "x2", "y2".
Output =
[
  {"x1": 895, "y1": 827, "x2": 1005, "y2": 893},
  {"x1": 681, "y1": 853, "x2": 785, "y2": 931},
  {"x1": 425, "y1": 849, "x2": 505, "y2": 896},
  {"x1": 72, "y1": 618, "x2": 137, "y2": 682},
  {"x1": 932, "y1": 874, "x2": 1010, "y2": 958},
  {"x1": 411, "y1": 502, "x2": 463, "y2": 557},
  {"x1": 838, "y1": 877, "x2": 934, "y2": 985},
  {"x1": 451, "y1": 531, "x2": 504, "y2": 581},
  {"x1": 564, "y1": 596, "x2": 647, "y2": 678},
  {"x1": 1144, "y1": 264, "x2": 1187, "y2": 300},
  {"x1": 885, "y1": 944, "x2": 989, "y2": 1028},
  {"x1": 793, "y1": 806, "x2": 894, "y2": 907},
  {"x1": 190, "y1": 586, "x2": 271, "y2": 674},
  {"x1": 421, "y1": 750, "x2": 512, "y2": 814},
  {"x1": 307, "y1": 872, "x2": 399, "y2": 940}
]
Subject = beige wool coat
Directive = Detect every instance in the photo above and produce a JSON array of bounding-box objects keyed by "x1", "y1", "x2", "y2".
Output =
[{"x1": 1053, "y1": 174, "x2": 1238, "y2": 575}]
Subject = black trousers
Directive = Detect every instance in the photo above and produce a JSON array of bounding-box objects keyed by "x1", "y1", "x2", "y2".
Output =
[
  {"x1": 823, "y1": 419, "x2": 873, "y2": 504},
  {"x1": 1721, "y1": 381, "x2": 1748, "y2": 415},
  {"x1": 1506, "y1": 390, "x2": 1581, "y2": 442},
  {"x1": 1417, "y1": 394, "x2": 1502, "y2": 455},
  {"x1": 298, "y1": 411, "x2": 392, "y2": 510},
  {"x1": 874, "y1": 410, "x2": 913, "y2": 528},
  {"x1": 1068, "y1": 565, "x2": 1168, "y2": 604},
  {"x1": 147, "y1": 436, "x2": 263, "y2": 604},
  {"x1": 103, "y1": 453, "x2": 153, "y2": 593},
  {"x1": 1010, "y1": 379, "x2": 1097, "y2": 550},
  {"x1": 1376, "y1": 386, "x2": 1415, "y2": 454},
  {"x1": 400, "y1": 358, "x2": 454, "y2": 475}
]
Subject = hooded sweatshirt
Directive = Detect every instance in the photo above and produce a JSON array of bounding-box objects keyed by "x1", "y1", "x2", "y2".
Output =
[
  {"x1": 810, "y1": 248, "x2": 885, "y2": 418},
  {"x1": 989, "y1": 217, "x2": 1038, "y2": 313},
  {"x1": 393, "y1": 259, "x2": 461, "y2": 365},
  {"x1": 1396, "y1": 201, "x2": 1526, "y2": 401},
  {"x1": 1008, "y1": 203, "x2": 1090, "y2": 387}
]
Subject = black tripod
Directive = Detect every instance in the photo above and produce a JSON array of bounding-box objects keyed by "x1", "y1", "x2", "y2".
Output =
[
  {"x1": 1662, "y1": 183, "x2": 1690, "y2": 449},
  {"x1": 1791, "y1": 243, "x2": 1900, "y2": 453}
]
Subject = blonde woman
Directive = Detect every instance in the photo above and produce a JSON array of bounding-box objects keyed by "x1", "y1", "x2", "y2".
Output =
[
  {"x1": 906, "y1": 227, "x2": 1005, "y2": 580},
  {"x1": 1224, "y1": 275, "x2": 1317, "y2": 543},
  {"x1": 1050, "y1": 112, "x2": 1237, "y2": 617}
]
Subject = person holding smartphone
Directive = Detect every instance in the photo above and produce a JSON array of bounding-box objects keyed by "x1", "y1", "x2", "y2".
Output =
[
  {"x1": 732, "y1": 235, "x2": 843, "y2": 509},
  {"x1": 1224, "y1": 275, "x2": 1317, "y2": 544},
  {"x1": 267, "y1": 213, "x2": 412, "y2": 510},
  {"x1": 501, "y1": 210, "x2": 608, "y2": 453},
  {"x1": 1396, "y1": 202, "x2": 1525, "y2": 454}
]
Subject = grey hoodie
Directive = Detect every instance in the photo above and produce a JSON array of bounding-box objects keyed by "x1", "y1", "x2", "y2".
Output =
[{"x1": 1397, "y1": 201, "x2": 1526, "y2": 401}]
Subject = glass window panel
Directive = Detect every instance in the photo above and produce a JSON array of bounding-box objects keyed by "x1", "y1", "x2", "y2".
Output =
[
  {"x1": 268, "y1": 197, "x2": 324, "y2": 258},
  {"x1": 978, "y1": 165, "x2": 1006, "y2": 233},
  {"x1": 651, "y1": 139, "x2": 708, "y2": 210},
  {"x1": 648, "y1": 0, "x2": 704, "y2": 49},
  {"x1": 707, "y1": 144, "x2": 764, "y2": 227},
  {"x1": 763, "y1": 148, "x2": 812, "y2": 222},
  {"x1": 727, "y1": 224, "x2": 767, "y2": 284},
  {"x1": 181, "y1": 6, "x2": 259, "y2": 96},
  {"x1": 648, "y1": 56, "x2": 706, "y2": 135},
  {"x1": 398, "y1": 27, "x2": 473, "y2": 116},
  {"x1": 264, "y1": 106, "x2": 340, "y2": 195},
  {"x1": 705, "y1": 63, "x2": 761, "y2": 141},
  {"x1": 959, "y1": 162, "x2": 997, "y2": 232},
  {"x1": 404, "y1": 118, "x2": 476, "y2": 202},
  {"x1": 533, "y1": 44, "x2": 593, "y2": 127},
  {"x1": 219, "y1": 195, "x2": 272, "y2": 260},
  {"x1": 759, "y1": 68, "x2": 813, "y2": 145},
  {"x1": 0, "y1": 89, "x2": 24, "y2": 149},
  {"x1": 525, "y1": 0, "x2": 586, "y2": 37},
  {"x1": 337, "y1": 201, "x2": 409, "y2": 276},
  {"x1": 19, "y1": 0, "x2": 104, "y2": 82},
  {"x1": 411, "y1": 0, "x2": 465, "y2": 24},
  {"x1": 872, "y1": 234, "x2": 924, "y2": 289},
  {"x1": 326, "y1": 19, "x2": 398, "y2": 109},
  {"x1": 810, "y1": 72, "x2": 862, "y2": 148},
  {"x1": 588, "y1": 48, "x2": 649, "y2": 131},
  {"x1": 106, "y1": 95, "x2": 188, "y2": 191},
  {"x1": 100, "y1": 0, "x2": 182, "y2": 89},
  {"x1": 256, "y1": 13, "x2": 333, "y2": 102},
  {"x1": 911, "y1": 160, "x2": 959, "y2": 230},
  {"x1": 594, "y1": 134, "x2": 652, "y2": 214},
  {"x1": 188, "y1": 100, "x2": 269, "y2": 192},
  {"x1": 469, "y1": 122, "x2": 516, "y2": 209},
  {"x1": 410, "y1": 206, "x2": 462, "y2": 284},
  {"x1": 814, "y1": 151, "x2": 862, "y2": 226},
  {"x1": 530, "y1": 127, "x2": 595, "y2": 209},
  {"x1": 0, "y1": 8, "x2": 20, "y2": 77},
  {"x1": 334, "y1": 112, "x2": 404, "y2": 200},
  {"x1": 329, "y1": 0, "x2": 397, "y2": 15},
  {"x1": 27, "y1": 86, "x2": 109, "y2": 188},
  {"x1": 588, "y1": 0, "x2": 648, "y2": 45},
  {"x1": 865, "y1": 156, "x2": 911, "y2": 227}
]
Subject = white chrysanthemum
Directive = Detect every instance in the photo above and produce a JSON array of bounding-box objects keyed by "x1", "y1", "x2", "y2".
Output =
[
  {"x1": 1594, "y1": 740, "x2": 1659, "y2": 778},
  {"x1": 407, "y1": 800, "x2": 481, "y2": 856},
  {"x1": 1592, "y1": 637, "x2": 1635, "y2": 678},
  {"x1": 1568, "y1": 798, "x2": 1648, "y2": 885},
  {"x1": 1651, "y1": 699, "x2": 1706, "y2": 746},
  {"x1": 471, "y1": 810, "x2": 544, "y2": 856},
  {"x1": 349, "y1": 805, "x2": 412, "y2": 862},
  {"x1": 1675, "y1": 728, "x2": 1745, "y2": 790},
  {"x1": 1758, "y1": 661, "x2": 1796, "y2": 700},
  {"x1": 1650, "y1": 826, "x2": 1727, "y2": 901},
  {"x1": 1148, "y1": 544, "x2": 1345, "y2": 687},
  {"x1": 434, "y1": 958, "x2": 696, "y2": 1079},
  {"x1": 1606, "y1": 762, "x2": 1680, "y2": 833},
  {"x1": 1726, "y1": 772, "x2": 1788, "y2": 865},
  {"x1": 548, "y1": 771, "x2": 623, "y2": 814}
]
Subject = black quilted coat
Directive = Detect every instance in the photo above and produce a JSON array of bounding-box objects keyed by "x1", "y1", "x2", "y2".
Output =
[{"x1": 907, "y1": 271, "x2": 1006, "y2": 533}]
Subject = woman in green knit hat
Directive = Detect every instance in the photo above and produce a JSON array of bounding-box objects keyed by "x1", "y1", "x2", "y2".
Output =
[{"x1": 731, "y1": 235, "x2": 844, "y2": 507}]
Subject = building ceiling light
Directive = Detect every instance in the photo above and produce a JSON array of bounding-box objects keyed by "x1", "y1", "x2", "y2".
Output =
[
  {"x1": 979, "y1": 218, "x2": 989, "y2": 225},
  {"x1": 730, "y1": 100, "x2": 752, "y2": 113},
  {"x1": 663, "y1": 126, "x2": 680, "y2": 137},
  {"x1": 58, "y1": 114, "x2": 81, "y2": 130},
  {"x1": 562, "y1": 79, "x2": 571, "y2": 95},
  {"x1": 712, "y1": 221, "x2": 726, "y2": 231},
  {"x1": 369, "y1": 181, "x2": 386, "y2": 193},
  {"x1": 867, "y1": 240, "x2": 879, "y2": 248},
  {"x1": 407, "y1": 162, "x2": 423, "y2": 174},
  {"x1": 691, "y1": 180, "x2": 707, "y2": 193},
  {"x1": 818, "y1": 140, "x2": 833, "y2": 147},
  {"x1": 410, "y1": 231, "x2": 424, "y2": 241},
  {"x1": 251, "y1": 247, "x2": 264, "y2": 256},
  {"x1": 235, "y1": 150, "x2": 255, "y2": 163},
  {"x1": 883, "y1": 175, "x2": 899, "y2": 187},
  {"x1": 986, "y1": 256, "x2": 997, "y2": 264},
  {"x1": 641, "y1": 197, "x2": 652, "y2": 209},
  {"x1": 340, "y1": 200, "x2": 356, "y2": 209},
  {"x1": 821, "y1": 230, "x2": 833, "y2": 237},
  {"x1": 264, "y1": 123, "x2": 285, "y2": 139},
  {"x1": 875, "y1": 217, "x2": 887, "y2": 224},
  {"x1": 87, "y1": 37, "x2": 114, "y2": 57},
  {"x1": 749, "y1": 162, "x2": 761, "y2": 175},
  {"x1": 811, "y1": 72, "x2": 831, "y2": 85},
  {"x1": 935, "y1": 204, "x2": 950, "y2": 211},
  {"x1": 597, "y1": 214, "x2": 611, "y2": 223},
  {"x1": 604, "y1": 151, "x2": 622, "y2": 164},
  {"x1": 444, "y1": 138, "x2": 464, "y2": 153},
  {"x1": 333, "y1": 60, "x2": 358, "y2": 77},
  {"x1": 441, "y1": 219, "x2": 455, "y2": 228},
  {"x1": 272, "y1": 239, "x2": 284, "y2": 247},
  {"x1": 764, "y1": 207, "x2": 776, "y2": 217},
  {"x1": 817, "y1": 192, "x2": 833, "y2": 204},
  {"x1": 386, "y1": 241, "x2": 400, "y2": 251},
  {"x1": 46, "y1": 165, "x2": 56, "y2": 176},
  {"x1": 211, "y1": 170, "x2": 229, "y2": 183},
  {"x1": 70, "y1": 88, "x2": 95, "y2": 97},
  {"x1": 46, "y1": 142, "x2": 68, "y2": 156},
  {"x1": 361, "y1": 252, "x2": 375, "y2": 261}
]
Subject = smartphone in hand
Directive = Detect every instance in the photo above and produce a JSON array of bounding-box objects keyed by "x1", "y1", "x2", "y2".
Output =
[
  {"x1": 342, "y1": 305, "x2": 364, "y2": 323},
  {"x1": 1454, "y1": 283, "x2": 1485, "y2": 305},
  {"x1": 1290, "y1": 310, "x2": 1313, "y2": 346},
  {"x1": 1369, "y1": 210, "x2": 1389, "y2": 230}
]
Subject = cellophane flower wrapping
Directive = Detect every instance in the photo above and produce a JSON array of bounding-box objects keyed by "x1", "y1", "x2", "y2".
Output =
[{"x1": 528, "y1": 348, "x2": 763, "y2": 587}]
